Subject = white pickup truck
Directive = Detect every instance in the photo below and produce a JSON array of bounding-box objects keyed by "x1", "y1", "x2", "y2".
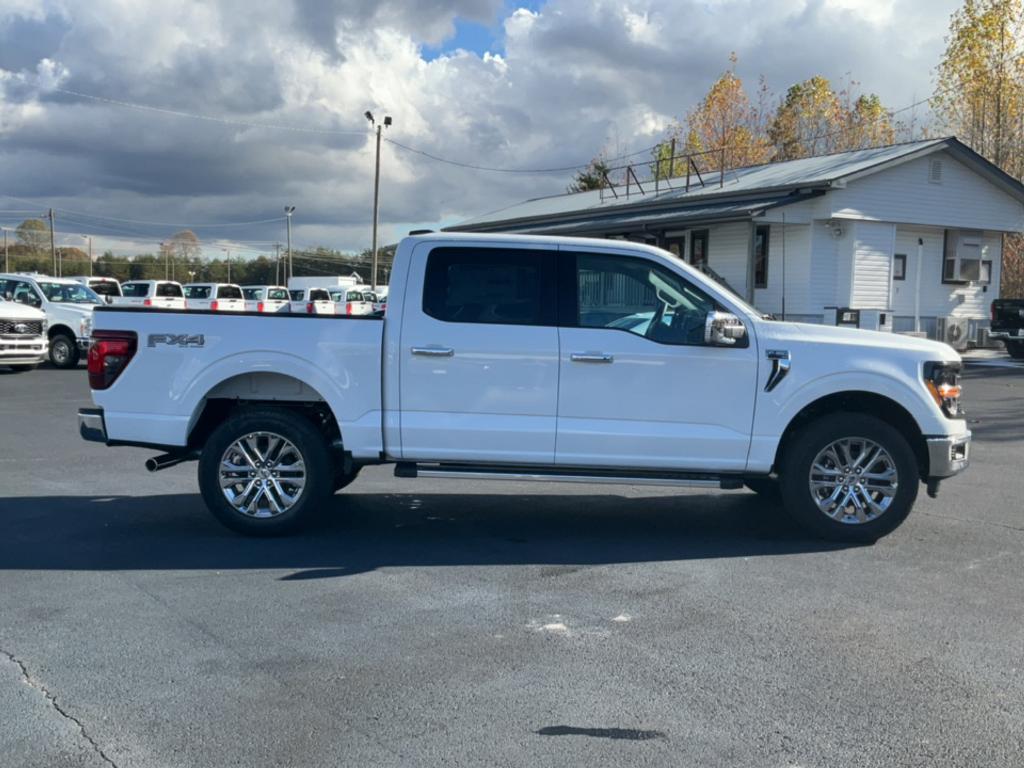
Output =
[{"x1": 78, "y1": 233, "x2": 970, "y2": 542}]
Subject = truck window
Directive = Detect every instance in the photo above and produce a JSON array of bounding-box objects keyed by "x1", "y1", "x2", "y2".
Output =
[
  {"x1": 243, "y1": 288, "x2": 263, "y2": 300},
  {"x1": 310, "y1": 289, "x2": 330, "y2": 302},
  {"x1": 90, "y1": 280, "x2": 120, "y2": 297},
  {"x1": 289, "y1": 290, "x2": 303, "y2": 301},
  {"x1": 569, "y1": 252, "x2": 717, "y2": 346},
  {"x1": 121, "y1": 283, "x2": 149, "y2": 297},
  {"x1": 423, "y1": 247, "x2": 556, "y2": 326},
  {"x1": 156, "y1": 283, "x2": 183, "y2": 298},
  {"x1": 185, "y1": 286, "x2": 211, "y2": 299},
  {"x1": 217, "y1": 285, "x2": 243, "y2": 299},
  {"x1": 267, "y1": 288, "x2": 289, "y2": 300}
]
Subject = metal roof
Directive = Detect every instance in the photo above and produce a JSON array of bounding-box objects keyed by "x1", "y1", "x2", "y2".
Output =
[{"x1": 448, "y1": 137, "x2": 1024, "y2": 233}]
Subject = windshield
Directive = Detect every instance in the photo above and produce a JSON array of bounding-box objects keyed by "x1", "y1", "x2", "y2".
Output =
[
  {"x1": 659, "y1": 248, "x2": 767, "y2": 319},
  {"x1": 38, "y1": 281, "x2": 102, "y2": 305}
]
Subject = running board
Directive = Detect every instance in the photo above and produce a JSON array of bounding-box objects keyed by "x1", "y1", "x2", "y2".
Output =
[{"x1": 394, "y1": 462, "x2": 744, "y2": 489}]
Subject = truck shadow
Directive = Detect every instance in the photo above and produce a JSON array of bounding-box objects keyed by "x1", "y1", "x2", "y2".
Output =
[{"x1": 0, "y1": 491, "x2": 853, "y2": 574}]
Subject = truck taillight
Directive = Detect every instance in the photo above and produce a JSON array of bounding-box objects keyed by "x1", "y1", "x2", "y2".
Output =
[
  {"x1": 211, "y1": 300, "x2": 219, "y2": 311},
  {"x1": 346, "y1": 302, "x2": 353, "y2": 315},
  {"x1": 143, "y1": 298, "x2": 152, "y2": 307},
  {"x1": 87, "y1": 331, "x2": 137, "y2": 390},
  {"x1": 257, "y1": 301, "x2": 264, "y2": 313},
  {"x1": 307, "y1": 302, "x2": 314, "y2": 313}
]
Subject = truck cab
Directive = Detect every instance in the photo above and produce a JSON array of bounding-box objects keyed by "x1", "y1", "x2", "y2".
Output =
[
  {"x1": 0, "y1": 272, "x2": 99, "y2": 368},
  {"x1": 79, "y1": 234, "x2": 970, "y2": 542}
]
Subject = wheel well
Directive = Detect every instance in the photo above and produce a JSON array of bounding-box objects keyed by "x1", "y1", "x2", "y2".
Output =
[
  {"x1": 773, "y1": 392, "x2": 929, "y2": 480},
  {"x1": 48, "y1": 324, "x2": 74, "y2": 339},
  {"x1": 187, "y1": 373, "x2": 342, "y2": 452}
]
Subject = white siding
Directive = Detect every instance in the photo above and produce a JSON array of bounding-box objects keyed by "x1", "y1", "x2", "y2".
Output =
[
  {"x1": 810, "y1": 221, "x2": 840, "y2": 310},
  {"x1": 753, "y1": 224, "x2": 812, "y2": 316},
  {"x1": 828, "y1": 151, "x2": 1024, "y2": 232},
  {"x1": 892, "y1": 226, "x2": 1001, "y2": 321},
  {"x1": 851, "y1": 221, "x2": 895, "y2": 309},
  {"x1": 705, "y1": 222, "x2": 751, "y2": 298}
]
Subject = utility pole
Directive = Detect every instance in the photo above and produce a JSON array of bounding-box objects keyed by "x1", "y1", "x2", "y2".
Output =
[
  {"x1": 3, "y1": 229, "x2": 8, "y2": 273},
  {"x1": 48, "y1": 208, "x2": 57, "y2": 276},
  {"x1": 284, "y1": 206, "x2": 295, "y2": 281},
  {"x1": 222, "y1": 248, "x2": 231, "y2": 282},
  {"x1": 364, "y1": 111, "x2": 392, "y2": 291},
  {"x1": 160, "y1": 242, "x2": 168, "y2": 280},
  {"x1": 274, "y1": 243, "x2": 281, "y2": 285}
]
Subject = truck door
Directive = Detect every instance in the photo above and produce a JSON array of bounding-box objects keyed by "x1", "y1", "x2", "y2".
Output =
[
  {"x1": 399, "y1": 243, "x2": 559, "y2": 463},
  {"x1": 555, "y1": 249, "x2": 758, "y2": 471}
]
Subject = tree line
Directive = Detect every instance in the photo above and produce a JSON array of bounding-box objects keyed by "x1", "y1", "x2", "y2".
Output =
[{"x1": 2, "y1": 224, "x2": 395, "y2": 286}]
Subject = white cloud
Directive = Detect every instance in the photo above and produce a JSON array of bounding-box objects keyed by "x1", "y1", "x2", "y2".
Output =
[{"x1": 0, "y1": 0, "x2": 960, "y2": 254}]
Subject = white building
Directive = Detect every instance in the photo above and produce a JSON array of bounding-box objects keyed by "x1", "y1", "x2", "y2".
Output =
[{"x1": 448, "y1": 137, "x2": 1024, "y2": 346}]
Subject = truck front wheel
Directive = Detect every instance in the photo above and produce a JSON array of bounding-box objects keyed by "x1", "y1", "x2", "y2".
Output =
[
  {"x1": 778, "y1": 413, "x2": 919, "y2": 543},
  {"x1": 49, "y1": 333, "x2": 79, "y2": 368},
  {"x1": 198, "y1": 408, "x2": 332, "y2": 536}
]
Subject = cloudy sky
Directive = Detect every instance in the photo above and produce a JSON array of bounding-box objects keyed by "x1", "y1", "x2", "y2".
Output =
[{"x1": 0, "y1": 0, "x2": 960, "y2": 260}]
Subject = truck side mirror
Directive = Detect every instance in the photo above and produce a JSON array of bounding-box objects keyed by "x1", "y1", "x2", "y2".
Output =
[{"x1": 705, "y1": 311, "x2": 747, "y2": 346}]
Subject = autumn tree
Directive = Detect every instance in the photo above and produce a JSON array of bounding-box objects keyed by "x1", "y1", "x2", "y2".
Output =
[
  {"x1": 767, "y1": 76, "x2": 845, "y2": 160},
  {"x1": 933, "y1": 0, "x2": 1024, "y2": 175},
  {"x1": 843, "y1": 94, "x2": 897, "y2": 150},
  {"x1": 16, "y1": 219, "x2": 49, "y2": 255},
  {"x1": 568, "y1": 155, "x2": 611, "y2": 192}
]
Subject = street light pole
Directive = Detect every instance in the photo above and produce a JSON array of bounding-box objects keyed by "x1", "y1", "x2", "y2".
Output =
[
  {"x1": 274, "y1": 243, "x2": 281, "y2": 285},
  {"x1": 3, "y1": 229, "x2": 7, "y2": 273},
  {"x1": 284, "y1": 206, "x2": 295, "y2": 281},
  {"x1": 222, "y1": 248, "x2": 231, "y2": 282},
  {"x1": 48, "y1": 208, "x2": 58, "y2": 276},
  {"x1": 160, "y1": 242, "x2": 168, "y2": 280},
  {"x1": 365, "y1": 111, "x2": 392, "y2": 291}
]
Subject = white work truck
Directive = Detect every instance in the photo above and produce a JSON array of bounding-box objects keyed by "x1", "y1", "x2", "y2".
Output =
[{"x1": 78, "y1": 234, "x2": 971, "y2": 541}]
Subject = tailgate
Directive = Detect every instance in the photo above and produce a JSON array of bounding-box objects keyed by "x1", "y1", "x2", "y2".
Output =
[{"x1": 992, "y1": 300, "x2": 1024, "y2": 331}]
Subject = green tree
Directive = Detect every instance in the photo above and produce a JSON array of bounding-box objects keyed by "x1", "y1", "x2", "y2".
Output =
[{"x1": 568, "y1": 155, "x2": 611, "y2": 192}]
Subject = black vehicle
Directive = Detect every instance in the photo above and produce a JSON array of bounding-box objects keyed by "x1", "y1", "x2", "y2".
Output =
[{"x1": 990, "y1": 299, "x2": 1024, "y2": 358}]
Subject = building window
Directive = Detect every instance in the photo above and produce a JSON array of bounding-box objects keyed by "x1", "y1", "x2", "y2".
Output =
[
  {"x1": 893, "y1": 253, "x2": 907, "y2": 281},
  {"x1": 942, "y1": 229, "x2": 987, "y2": 284},
  {"x1": 980, "y1": 259, "x2": 993, "y2": 284},
  {"x1": 690, "y1": 230, "x2": 709, "y2": 268},
  {"x1": 754, "y1": 226, "x2": 769, "y2": 289}
]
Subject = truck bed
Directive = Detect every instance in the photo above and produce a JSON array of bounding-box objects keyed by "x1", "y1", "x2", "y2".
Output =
[{"x1": 90, "y1": 306, "x2": 385, "y2": 457}]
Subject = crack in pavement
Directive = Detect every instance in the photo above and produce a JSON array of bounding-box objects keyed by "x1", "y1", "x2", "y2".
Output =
[{"x1": 0, "y1": 648, "x2": 118, "y2": 768}]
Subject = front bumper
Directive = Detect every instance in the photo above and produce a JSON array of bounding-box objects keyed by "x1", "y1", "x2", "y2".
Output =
[
  {"x1": 926, "y1": 431, "x2": 971, "y2": 479},
  {"x1": 79, "y1": 407, "x2": 107, "y2": 443},
  {"x1": 0, "y1": 337, "x2": 48, "y2": 365},
  {"x1": 988, "y1": 330, "x2": 1023, "y2": 340},
  {"x1": 76, "y1": 336, "x2": 91, "y2": 352}
]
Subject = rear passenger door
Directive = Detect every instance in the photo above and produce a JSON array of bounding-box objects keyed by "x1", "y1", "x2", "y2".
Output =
[{"x1": 399, "y1": 243, "x2": 559, "y2": 463}]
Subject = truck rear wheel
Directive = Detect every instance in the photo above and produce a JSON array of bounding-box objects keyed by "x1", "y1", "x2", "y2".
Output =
[
  {"x1": 778, "y1": 412, "x2": 919, "y2": 543},
  {"x1": 1006, "y1": 340, "x2": 1024, "y2": 359},
  {"x1": 198, "y1": 408, "x2": 331, "y2": 536}
]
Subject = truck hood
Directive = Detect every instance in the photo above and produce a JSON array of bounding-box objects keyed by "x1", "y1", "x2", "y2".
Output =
[
  {"x1": 761, "y1": 321, "x2": 961, "y2": 363},
  {"x1": 0, "y1": 300, "x2": 46, "y2": 320}
]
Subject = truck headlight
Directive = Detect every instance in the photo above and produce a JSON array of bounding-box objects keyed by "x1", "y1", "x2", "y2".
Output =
[
  {"x1": 924, "y1": 361, "x2": 963, "y2": 418},
  {"x1": 80, "y1": 316, "x2": 93, "y2": 338}
]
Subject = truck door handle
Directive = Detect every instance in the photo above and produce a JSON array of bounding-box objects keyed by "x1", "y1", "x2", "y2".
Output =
[
  {"x1": 411, "y1": 346, "x2": 454, "y2": 357},
  {"x1": 570, "y1": 352, "x2": 614, "y2": 363}
]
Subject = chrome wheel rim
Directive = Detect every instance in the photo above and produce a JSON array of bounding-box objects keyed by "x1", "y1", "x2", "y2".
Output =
[
  {"x1": 52, "y1": 340, "x2": 70, "y2": 364},
  {"x1": 808, "y1": 437, "x2": 898, "y2": 525},
  {"x1": 219, "y1": 431, "x2": 306, "y2": 518}
]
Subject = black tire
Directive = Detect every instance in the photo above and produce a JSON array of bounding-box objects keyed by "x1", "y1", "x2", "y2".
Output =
[
  {"x1": 6, "y1": 365, "x2": 36, "y2": 373},
  {"x1": 778, "y1": 412, "x2": 919, "y2": 543},
  {"x1": 332, "y1": 465, "x2": 361, "y2": 492},
  {"x1": 197, "y1": 408, "x2": 332, "y2": 536},
  {"x1": 1006, "y1": 340, "x2": 1024, "y2": 360},
  {"x1": 49, "y1": 333, "x2": 79, "y2": 369},
  {"x1": 745, "y1": 476, "x2": 781, "y2": 502}
]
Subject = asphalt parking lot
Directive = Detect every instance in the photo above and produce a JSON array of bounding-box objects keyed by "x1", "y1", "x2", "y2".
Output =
[{"x1": 2, "y1": 358, "x2": 1023, "y2": 767}]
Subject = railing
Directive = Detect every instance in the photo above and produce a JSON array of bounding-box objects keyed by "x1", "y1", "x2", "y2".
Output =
[{"x1": 598, "y1": 143, "x2": 728, "y2": 202}]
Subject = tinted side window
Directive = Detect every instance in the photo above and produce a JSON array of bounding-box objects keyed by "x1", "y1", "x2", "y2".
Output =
[
  {"x1": 267, "y1": 288, "x2": 289, "y2": 300},
  {"x1": 157, "y1": 283, "x2": 183, "y2": 298},
  {"x1": 121, "y1": 283, "x2": 148, "y2": 297},
  {"x1": 310, "y1": 289, "x2": 330, "y2": 301},
  {"x1": 423, "y1": 247, "x2": 556, "y2": 326},
  {"x1": 218, "y1": 285, "x2": 243, "y2": 299},
  {"x1": 570, "y1": 252, "x2": 717, "y2": 346},
  {"x1": 185, "y1": 286, "x2": 211, "y2": 299}
]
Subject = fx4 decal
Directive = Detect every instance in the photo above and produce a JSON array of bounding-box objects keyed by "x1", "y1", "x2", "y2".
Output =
[{"x1": 148, "y1": 333, "x2": 205, "y2": 348}]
